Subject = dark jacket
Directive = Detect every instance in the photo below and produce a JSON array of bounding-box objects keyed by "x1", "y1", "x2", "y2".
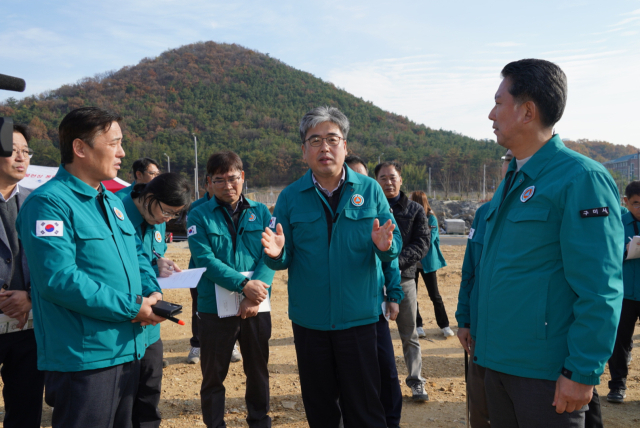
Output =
[
  {"x1": 390, "y1": 191, "x2": 430, "y2": 278},
  {"x1": 0, "y1": 185, "x2": 31, "y2": 293}
]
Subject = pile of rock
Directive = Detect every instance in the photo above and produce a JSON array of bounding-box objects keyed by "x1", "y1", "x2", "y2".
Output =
[{"x1": 429, "y1": 200, "x2": 484, "y2": 232}]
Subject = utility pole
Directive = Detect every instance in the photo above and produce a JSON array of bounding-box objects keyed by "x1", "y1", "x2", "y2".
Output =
[
  {"x1": 379, "y1": 153, "x2": 384, "y2": 164},
  {"x1": 483, "y1": 164, "x2": 486, "y2": 201},
  {"x1": 193, "y1": 134, "x2": 199, "y2": 200},
  {"x1": 428, "y1": 167, "x2": 431, "y2": 197},
  {"x1": 164, "y1": 153, "x2": 170, "y2": 172}
]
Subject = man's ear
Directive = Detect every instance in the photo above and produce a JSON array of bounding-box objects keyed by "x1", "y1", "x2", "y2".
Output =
[
  {"x1": 522, "y1": 100, "x2": 537, "y2": 125},
  {"x1": 72, "y1": 138, "x2": 87, "y2": 160}
]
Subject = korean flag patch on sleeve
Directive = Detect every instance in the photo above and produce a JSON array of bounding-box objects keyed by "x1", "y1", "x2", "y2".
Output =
[
  {"x1": 187, "y1": 225, "x2": 197, "y2": 237},
  {"x1": 36, "y1": 221, "x2": 64, "y2": 237},
  {"x1": 269, "y1": 217, "x2": 276, "y2": 229}
]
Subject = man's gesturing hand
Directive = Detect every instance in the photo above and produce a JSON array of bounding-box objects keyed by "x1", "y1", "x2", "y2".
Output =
[
  {"x1": 372, "y1": 219, "x2": 396, "y2": 252},
  {"x1": 132, "y1": 294, "x2": 166, "y2": 326},
  {"x1": 553, "y1": 375, "x2": 593, "y2": 413},
  {"x1": 262, "y1": 224, "x2": 285, "y2": 258},
  {"x1": 243, "y1": 280, "x2": 269, "y2": 303}
]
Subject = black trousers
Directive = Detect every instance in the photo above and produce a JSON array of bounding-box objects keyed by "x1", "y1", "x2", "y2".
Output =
[
  {"x1": 292, "y1": 322, "x2": 387, "y2": 428},
  {"x1": 44, "y1": 360, "x2": 140, "y2": 428},
  {"x1": 585, "y1": 388, "x2": 603, "y2": 428},
  {"x1": 484, "y1": 368, "x2": 587, "y2": 428},
  {"x1": 190, "y1": 287, "x2": 200, "y2": 348},
  {"x1": 415, "y1": 268, "x2": 450, "y2": 329},
  {"x1": 199, "y1": 312, "x2": 271, "y2": 428},
  {"x1": 132, "y1": 339, "x2": 163, "y2": 428},
  {"x1": 0, "y1": 329, "x2": 44, "y2": 428},
  {"x1": 608, "y1": 298, "x2": 640, "y2": 390},
  {"x1": 375, "y1": 315, "x2": 402, "y2": 427}
]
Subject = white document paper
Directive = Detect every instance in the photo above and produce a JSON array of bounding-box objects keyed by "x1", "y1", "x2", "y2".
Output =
[
  {"x1": 381, "y1": 302, "x2": 390, "y2": 321},
  {"x1": 0, "y1": 310, "x2": 33, "y2": 335},
  {"x1": 626, "y1": 236, "x2": 640, "y2": 260},
  {"x1": 157, "y1": 268, "x2": 206, "y2": 289},
  {"x1": 216, "y1": 271, "x2": 271, "y2": 318}
]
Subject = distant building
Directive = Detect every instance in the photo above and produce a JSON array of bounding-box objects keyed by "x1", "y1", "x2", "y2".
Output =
[{"x1": 603, "y1": 153, "x2": 640, "y2": 181}]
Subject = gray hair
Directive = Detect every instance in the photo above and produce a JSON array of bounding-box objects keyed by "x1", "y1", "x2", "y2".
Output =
[{"x1": 299, "y1": 106, "x2": 350, "y2": 143}]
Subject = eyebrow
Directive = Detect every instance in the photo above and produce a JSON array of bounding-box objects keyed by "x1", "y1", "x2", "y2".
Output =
[{"x1": 308, "y1": 132, "x2": 341, "y2": 138}]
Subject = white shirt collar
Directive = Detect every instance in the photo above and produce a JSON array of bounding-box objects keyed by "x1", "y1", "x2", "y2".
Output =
[
  {"x1": 0, "y1": 185, "x2": 19, "y2": 203},
  {"x1": 312, "y1": 167, "x2": 346, "y2": 197}
]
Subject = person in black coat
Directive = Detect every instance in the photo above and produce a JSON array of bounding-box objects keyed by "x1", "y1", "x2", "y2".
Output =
[{"x1": 375, "y1": 161, "x2": 430, "y2": 402}]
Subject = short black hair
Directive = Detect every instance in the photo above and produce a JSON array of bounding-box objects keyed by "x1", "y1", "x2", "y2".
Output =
[
  {"x1": 345, "y1": 155, "x2": 367, "y2": 173},
  {"x1": 625, "y1": 181, "x2": 640, "y2": 199},
  {"x1": 501, "y1": 59, "x2": 567, "y2": 129},
  {"x1": 58, "y1": 107, "x2": 123, "y2": 164},
  {"x1": 132, "y1": 157, "x2": 160, "y2": 179},
  {"x1": 206, "y1": 151, "x2": 243, "y2": 177},
  {"x1": 131, "y1": 172, "x2": 192, "y2": 218},
  {"x1": 374, "y1": 161, "x2": 402, "y2": 178},
  {"x1": 13, "y1": 123, "x2": 31, "y2": 144}
]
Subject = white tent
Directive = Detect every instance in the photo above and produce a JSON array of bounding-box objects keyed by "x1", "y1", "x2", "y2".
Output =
[{"x1": 18, "y1": 165, "x2": 131, "y2": 191}]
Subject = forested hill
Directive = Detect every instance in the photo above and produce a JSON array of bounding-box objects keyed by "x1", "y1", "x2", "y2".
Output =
[{"x1": 0, "y1": 41, "x2": 631, "y2": 190}]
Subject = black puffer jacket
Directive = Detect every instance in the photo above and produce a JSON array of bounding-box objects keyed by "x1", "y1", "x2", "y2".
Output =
[{"x1": 390, "y1": 191, "x2": 431, "y2": 278}]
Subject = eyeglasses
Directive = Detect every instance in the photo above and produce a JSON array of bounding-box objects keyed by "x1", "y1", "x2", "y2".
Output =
[
  {"x1": 158, "y1": 202, "x2": 181, "y2": 219},
  {"x1": 501, "y1": 156, "x2": 513, "y2": 162},
  {"x1": 212, "y1": 175, "x2": 241, "y2": 188},
  {"x1": 13, "y1": 148, "x2": 34, "y2": 159},
  {"x1": 631, "y1": 203, "x2": 640, "y2": 209},
  {"x1": 304, "y1": 136, "x2": 345, "y2": 147},
  {"x1": 145, "y1": 170, "x2": 161, "y2": 178}
]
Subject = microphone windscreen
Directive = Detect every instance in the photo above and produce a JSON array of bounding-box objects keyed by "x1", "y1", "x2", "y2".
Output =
[{"x1": 0, "y1": 74, "x2": 26, "y2": 92}]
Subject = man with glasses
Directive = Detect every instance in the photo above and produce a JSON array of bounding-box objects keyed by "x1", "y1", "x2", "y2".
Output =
[
  {"x1": 0, "y1": 124, "x2": 44, "y2": 428},
  {"x1": 184, "y1": 175, "x2": 242, "y2": 365},
  {"x1": 262, "y1": 106, "x2": 400, "y2": 427},
  {"x1": 188, "y1": 151, "x2": 274, "y2": 428},
  {"x1": 116, "y1": 157, "x2": 161, "y2": 199}
]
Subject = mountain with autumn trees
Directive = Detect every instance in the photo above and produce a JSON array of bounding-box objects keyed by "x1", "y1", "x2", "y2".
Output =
[{"x1": 0, "y1": 41, "x2": 634, "y2": 191}]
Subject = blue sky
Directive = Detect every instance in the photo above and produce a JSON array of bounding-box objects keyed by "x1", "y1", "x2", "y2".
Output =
[{"x1": 1, "y1": 0, "x2": 639, "y2": 146}]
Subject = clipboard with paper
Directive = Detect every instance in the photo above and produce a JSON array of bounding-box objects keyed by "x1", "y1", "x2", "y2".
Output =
[
  {"x1": 626, "y1": 236, "x2": 640, "y2": 260},
  {"x1": 215, "y1": 271, "x2": 271, "y2": 318}
]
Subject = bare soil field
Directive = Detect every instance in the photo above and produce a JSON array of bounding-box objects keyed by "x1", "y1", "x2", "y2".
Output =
[{"x1": 2, "y1": 243, "x2": 639, "y2": 427}]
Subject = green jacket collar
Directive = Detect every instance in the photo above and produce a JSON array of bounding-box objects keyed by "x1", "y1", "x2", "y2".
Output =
[
  {"x1": 517, "y1": 134, "x2": 564, "y2": 180},
  {"x1": 205, "y1": 194, "x2": 257, "y2": 212},
  {"x1": 623, "y1": 211, "x2": 640, "y2": 226},
  {"x1": 56, "y1": 164, "x2": 106, "y2": 198},
  {"x1": 300, "y1": 165, "x2": 361, "y2": 191},
  {"x1": 122, "y1": 194, "x2": 145, "y2": 229}
]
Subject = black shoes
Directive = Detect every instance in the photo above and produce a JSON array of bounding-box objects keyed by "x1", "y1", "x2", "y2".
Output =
[{"x1": 606, "y1": 388, "x2": 626, "y2": 403}]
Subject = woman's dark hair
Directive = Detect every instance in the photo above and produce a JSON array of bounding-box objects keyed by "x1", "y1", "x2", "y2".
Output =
[{"x1": 131, "y1": 172, "x2": 192, "y2": 219}]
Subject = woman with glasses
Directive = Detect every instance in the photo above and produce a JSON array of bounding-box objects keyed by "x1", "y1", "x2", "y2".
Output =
[{"x1": 121, "y1": 172, "x2": 191, "y2": 428}]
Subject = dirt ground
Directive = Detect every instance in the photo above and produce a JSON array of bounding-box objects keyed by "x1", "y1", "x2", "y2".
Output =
[{"x1": 2, "y1": 243, "x2": 639, "y2": 427}]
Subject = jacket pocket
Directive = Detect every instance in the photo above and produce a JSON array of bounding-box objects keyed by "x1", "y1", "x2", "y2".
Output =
[{"x1": 290, "y1": 211, "x2": 324, "y2": 248}]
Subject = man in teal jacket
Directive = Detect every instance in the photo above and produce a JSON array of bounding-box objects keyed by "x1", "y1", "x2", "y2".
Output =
[
  {"x1": 456, "y1": 149, "x2": 511, "y2": 428},
  {"x1": 188, "y1": 151, "x2": 275, "y2": 428},
  {"x1": 115, "y1": 157, "x2": 161, "y2": 200},
  {"x1": 607, "y1": 181, "x2": 640, "y2": 402},
  {"x1": 16, "y1": 107, "x2": 164, "y2": 428},
  {"x1": 476, "y1": 60, "x2": 623, "y2": 427},
  {"x1": 262, "y1": 106, "x2": 401, "y2": 428}
]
